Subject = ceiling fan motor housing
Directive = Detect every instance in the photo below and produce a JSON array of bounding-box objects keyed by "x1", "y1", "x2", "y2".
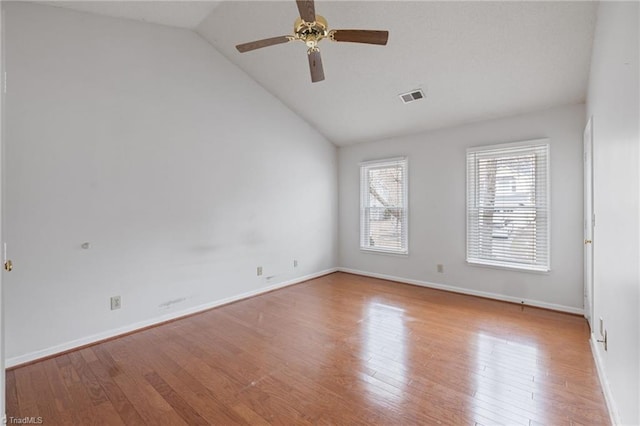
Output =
[{"x1": 294, "y1": 15, "x2": 328, "y2": 49}]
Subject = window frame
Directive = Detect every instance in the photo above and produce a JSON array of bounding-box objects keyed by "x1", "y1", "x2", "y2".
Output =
[
  {"x1": 466, "y1": 139, "x2": 551, "y2": 272},
  {"x1": 359, "y1": 157, "x2": 409, "y2": 255}
]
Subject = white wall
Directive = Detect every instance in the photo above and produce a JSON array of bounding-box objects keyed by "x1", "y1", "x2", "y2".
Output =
[
  {"x1": 3, "y1": 2, "x2": 337, "y2": 365},
  {"x1": 339, "y1": 104, "x2": 585, "y2": 312},
  {"x1": 586, "y1": 2, "x2": 640, "y2": 424},
  {"x1": 0, "y1": 5, "x2": 5, "y2": 420}
]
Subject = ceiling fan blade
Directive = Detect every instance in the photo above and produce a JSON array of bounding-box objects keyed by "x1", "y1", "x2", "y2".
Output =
[
  {"x1": 307, "y1": 49, "x2": 324, "y2": 83},
  {"x1": 330, "y1": 30, "x2": 389, "y2": 45},
  {"x1": 296, "y1": 0, "x2": 316, "y2": 23},
  {"x1": 236, "y1": 36, "x2": 292, "y2": 53}
]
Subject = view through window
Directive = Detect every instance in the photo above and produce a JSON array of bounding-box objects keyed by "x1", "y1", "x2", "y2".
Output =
[{"x1": 360, "y1": 158, "x2": 408, "y2": 254}]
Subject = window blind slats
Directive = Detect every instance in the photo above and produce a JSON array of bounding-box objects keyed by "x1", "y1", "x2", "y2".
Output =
[
  {"x1": 466, "y1": 142, "x2": 550, "y2": 272},
  {"x1": 360, "y1": 158, "x2": 408, "y2": 254}
]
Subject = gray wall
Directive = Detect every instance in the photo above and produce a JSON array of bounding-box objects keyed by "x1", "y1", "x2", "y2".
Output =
[
  {"x1": 4, "y1": 2, "x2": 338, "y2": 365},
  {"x1": 339, "y1": 104, "x2": 585, "y2": 312},
  {"x1": 586, "y1": 2, "x2": 640, "y2": 424}
]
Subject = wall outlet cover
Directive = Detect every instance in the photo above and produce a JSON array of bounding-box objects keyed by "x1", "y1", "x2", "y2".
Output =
[{"x1": 110, "y1": 296, "x2": 121, "y2": 310}]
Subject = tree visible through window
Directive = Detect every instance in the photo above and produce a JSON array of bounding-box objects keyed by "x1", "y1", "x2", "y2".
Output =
[
  {"x1": 467, "y1": 141, "x2": 549, "y2": 271},
  {"x1": 360, "y1": 158, "x2": 408, "y2": 254}
]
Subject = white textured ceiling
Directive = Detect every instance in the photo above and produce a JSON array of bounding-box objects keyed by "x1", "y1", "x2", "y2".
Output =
[{"x1": 39, "y1": 1, "x2": 598, "y2": 146}]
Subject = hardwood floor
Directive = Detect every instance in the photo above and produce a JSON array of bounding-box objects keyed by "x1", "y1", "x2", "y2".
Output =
[{"x1": 6, "y1": 272, "x2": 610, "y2": 425}]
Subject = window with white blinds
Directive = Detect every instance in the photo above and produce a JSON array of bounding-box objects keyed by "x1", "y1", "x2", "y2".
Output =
[
  {"x1": 466, "y1": 140, "x2": 550, "y2": 271},
  {"x1": 360, "y1": 158, "x2": 408, "y2": 254}
]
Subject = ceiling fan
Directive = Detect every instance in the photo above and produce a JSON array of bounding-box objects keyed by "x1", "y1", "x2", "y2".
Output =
[{"x1": 235, "y1": 0, "x2": 389, "y2": 83}]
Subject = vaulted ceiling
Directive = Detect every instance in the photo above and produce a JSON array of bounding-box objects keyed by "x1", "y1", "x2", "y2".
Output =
[{"x1": 40, "y1": 1, "x2": 598, "y2": 146}]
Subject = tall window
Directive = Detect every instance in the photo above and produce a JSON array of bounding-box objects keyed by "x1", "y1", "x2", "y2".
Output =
[
  {"x1": 466, "y1": 140, "x2": 550, "y2": 271},
  {"x1": 360, "y1": 158, "x2": 408, "y2": 254}
]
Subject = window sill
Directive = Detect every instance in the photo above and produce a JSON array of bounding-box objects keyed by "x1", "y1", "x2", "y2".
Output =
[
  {"x1": 466, "y1": 259, "x2": 550, "y2": 274},
  {"x1": 360, "y1": 248, "x2": 409, "y2": 257}
]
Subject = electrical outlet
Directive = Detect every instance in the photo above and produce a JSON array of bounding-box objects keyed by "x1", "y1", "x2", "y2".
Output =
[
  {"x1": 110, "y1": 296, "x2": 121, "y2": 310},
  {"x1": 257, "y1": 266, "x2": 263, "y2": 276},
  {"x1": 598, "y1": 330, "x2": 608, "y2": 351},
  {"x1": 437, "y1": 264, "x2": 444, "y2": 273},
  {"x1": 293, "y1": 259, "x2": 298, "y2": 268}
]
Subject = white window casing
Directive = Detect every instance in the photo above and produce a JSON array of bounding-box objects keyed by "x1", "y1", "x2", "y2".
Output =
[
  {"x1": 360, "y1": 157, "x2": 408, "y2": 255},
  {"x1": 466, "y1": 140, "x2": 550, "y2": 272}
]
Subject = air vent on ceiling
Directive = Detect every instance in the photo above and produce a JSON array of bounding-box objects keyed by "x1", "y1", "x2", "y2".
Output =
[{"x1": 399, "y1": 89, "x2": 425, "y2": 104}]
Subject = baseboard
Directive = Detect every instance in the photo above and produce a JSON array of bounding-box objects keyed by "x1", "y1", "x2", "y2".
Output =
[
  {"x1": 6, "y1": 268, "x2": 338, "y2": 369},
  {"x1": 6, "y1": 266, "x2": 584, "y2": 367},
  {"x1": 338, "y1": 267, "x2": 584, "y2": 315},
  {"x1": 590, "y1": 335, "x2": 620, "y2": 425}
]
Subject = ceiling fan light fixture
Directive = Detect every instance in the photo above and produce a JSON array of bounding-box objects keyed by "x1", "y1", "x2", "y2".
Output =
[{"x1": 399, "y1": 89, "x2": 425, "y2": 104}]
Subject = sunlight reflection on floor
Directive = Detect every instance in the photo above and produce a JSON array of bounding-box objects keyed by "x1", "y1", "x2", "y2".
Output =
[
  {"x1": 361, "y1": 301, "x2": 408, "y2": 405},
  {"x1": 473, "y1": 332, "x2": 541, "y2": 424}
]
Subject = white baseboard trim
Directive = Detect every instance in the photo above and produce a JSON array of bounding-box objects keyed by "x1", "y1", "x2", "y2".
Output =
[
  {"x1": 338, "y1": 267, "x2": 584, "y2": 315},
  {"x1": 590, "y1": 335, "x2": 620, "y2": 425},
  {"x1": 6, "y1": 268, "x2": 338, "y2": 369}
]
